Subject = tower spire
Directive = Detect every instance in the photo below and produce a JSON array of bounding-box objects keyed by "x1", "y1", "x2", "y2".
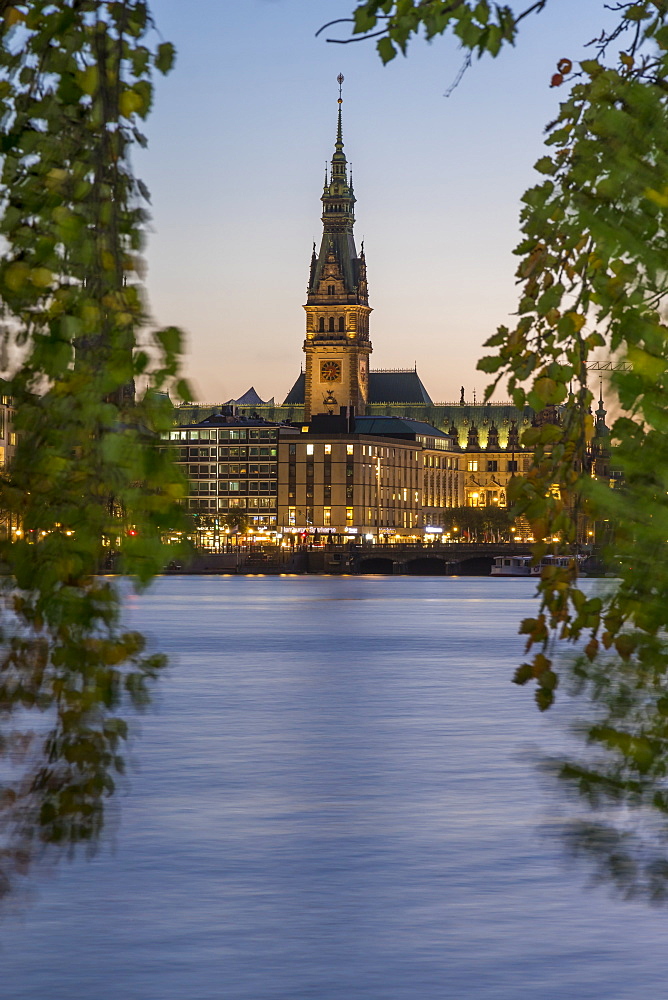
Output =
[{"x1": 336, "y1": 73, "x2": 344, "y2": 152}]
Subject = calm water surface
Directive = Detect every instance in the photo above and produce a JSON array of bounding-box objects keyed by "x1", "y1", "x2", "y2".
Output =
[{"x1": 3, "y1": 576, "x2": 667, "y2": 999}]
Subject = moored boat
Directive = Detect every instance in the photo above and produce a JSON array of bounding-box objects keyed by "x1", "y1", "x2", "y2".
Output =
[{"x1": 491, "y1": 554, "x2": 587, "y2": 577}]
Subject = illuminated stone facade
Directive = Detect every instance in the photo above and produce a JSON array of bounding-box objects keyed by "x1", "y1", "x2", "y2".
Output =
[
  {"x1": 277, "y1": 414, "x2": 464, "y2": 535},
  {"x1": 302, "y1": 97, "x2": 371, "y2": 420}
]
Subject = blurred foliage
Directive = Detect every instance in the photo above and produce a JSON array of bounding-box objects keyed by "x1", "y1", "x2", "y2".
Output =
[
  {"x1": 220, "y1": 510, "x2": 250, "y2": 535},
  {"x1": 0, "y1": 1, "x2": 191, "y2": 898},
  {"x1": 339, "y1": 0, "x2": 668, "y2": 900},
  {"x1": 439, "y1": 504, "x2": 515, "y2": 539}
]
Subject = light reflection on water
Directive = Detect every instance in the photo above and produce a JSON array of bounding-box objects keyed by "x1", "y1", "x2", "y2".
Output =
[{"x1": 3, "y1": 575, "x2": 667, "y2": 1000}]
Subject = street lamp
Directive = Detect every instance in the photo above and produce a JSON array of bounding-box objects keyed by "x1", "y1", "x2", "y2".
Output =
[{"x1": 375, "y1": 454, "x2": 381, "y2": 541}]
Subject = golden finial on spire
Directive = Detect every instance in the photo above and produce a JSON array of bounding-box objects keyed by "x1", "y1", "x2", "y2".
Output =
[{"x1": 337, "y1": 73, "x2": 344, "y2": 104}]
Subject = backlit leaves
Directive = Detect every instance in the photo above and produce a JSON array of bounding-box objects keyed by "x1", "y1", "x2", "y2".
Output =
[
  {"x1": 354, "y1": 0, "x2": 668, "y2": 896},
  {"x1": 0, "y1": 1, "x2": 190, "y2": 899}
]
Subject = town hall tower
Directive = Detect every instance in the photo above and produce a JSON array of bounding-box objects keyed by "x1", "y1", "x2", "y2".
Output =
[{"x1": 303, "y1": 76, "x2": 372, "y2": 420}]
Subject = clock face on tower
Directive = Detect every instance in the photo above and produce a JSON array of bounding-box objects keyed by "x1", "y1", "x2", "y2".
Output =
[{"x1": 320, "y1": 360, "x2": 342, "y2": 383}]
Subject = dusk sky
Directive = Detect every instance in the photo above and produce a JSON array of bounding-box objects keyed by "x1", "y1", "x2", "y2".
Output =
[{"x1": 140, "y1": 1, "x2": 615, "y2": 405}]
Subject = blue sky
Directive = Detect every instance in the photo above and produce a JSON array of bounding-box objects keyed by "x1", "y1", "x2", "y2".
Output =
[{"x1": 140, "y1": 1, "x2": 617, "y2": 404}]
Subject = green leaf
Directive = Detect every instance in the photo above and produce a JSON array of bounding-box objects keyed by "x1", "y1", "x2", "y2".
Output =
[
  {"x1": 477, "y1": 354, "x2": 503, "y2": 374},
  {"x1": 377, "y1": 36, "x2": 397, "y2": 63},
  {"x1": 155, "y1": 42, "x2": 175, "y2": 75},
  {"x1": 580, "y1": 58, "x2": 603, "y2": 76},
  {"x1": 534, "y1": 156, "x2": 556, "y2": 176},
  {"x1": 353, "y1": 5, "x2": 378, "y2": 34},
  {"x1": 513, "y1": 663, "x2": 533, "y2": 685}
]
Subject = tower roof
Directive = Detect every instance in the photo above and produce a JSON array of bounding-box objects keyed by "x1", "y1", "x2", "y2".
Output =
[{"x1": 307, "y1": 77, "x2": 366, "y2": 303}]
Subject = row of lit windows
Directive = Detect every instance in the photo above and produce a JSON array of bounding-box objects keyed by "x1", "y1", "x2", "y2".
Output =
[
  {"x1": 177, "y1": 447, "x2": 275, "y2": 463},
  {"x1": 287, "y1": 507, "x2": 354, "y2": 526},
  {"x1": 301, "y1": 443, "x2": 355, "y2": 456},
  {"x1": 187, "y1": 498, "x2": 276, "y2": 510},
  {"x1": 467, "y1": 459, "x2": 526, "y2": 473},
  {"x1": 167, "y1": 428, "x2": 278, "y2": 442},
  {"x1": 189, "y1": 481, "x2": 276, "y2": 495},
  {"x1": 184, "y1": 463, "x2": 275, "y2": 475},
  {"x1": 424, "y1": 455, "x2": 460, "y2": 469}
]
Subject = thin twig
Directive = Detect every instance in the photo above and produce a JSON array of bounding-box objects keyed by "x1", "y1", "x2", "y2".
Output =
[
  {"x1": 326, "y1": 28, "x2": 392, "y2": 44},
  {"x1": 444, "y1": 53, "x2": 472, "y2": 97}
]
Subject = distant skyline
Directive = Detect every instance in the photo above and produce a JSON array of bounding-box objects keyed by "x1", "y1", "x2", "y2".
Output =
[{"x1": 141, "y1": 1, "x2": 616, "y2": 404}]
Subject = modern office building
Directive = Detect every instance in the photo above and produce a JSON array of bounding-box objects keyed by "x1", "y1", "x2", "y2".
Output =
[{"x1": 163, "y1": 409, "x2": 298, "y2": 532}]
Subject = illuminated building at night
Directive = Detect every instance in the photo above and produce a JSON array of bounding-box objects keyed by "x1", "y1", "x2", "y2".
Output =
[
  {"x1": 278, "y1": 412, "x2": 464, "y2": 535},
  {"x1": 174, "y1": 81, "x2": 539, "y2": 521}
]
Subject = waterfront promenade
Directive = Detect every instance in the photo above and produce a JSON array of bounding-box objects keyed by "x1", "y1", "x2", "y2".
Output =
[{"x1": 167, "y1": 541, "x2": 535, "y2": 576}]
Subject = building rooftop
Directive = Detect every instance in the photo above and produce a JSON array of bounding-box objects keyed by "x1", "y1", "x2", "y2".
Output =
[
  {"x1": 224, "y1": 387, "x2": 274, "y2": 407},
  {"x1": 282, "y1": 368, "x2": 433, "y2": 407},
  {"x1": 354, "y1": 415, "x2": 450, "y2": 439}
]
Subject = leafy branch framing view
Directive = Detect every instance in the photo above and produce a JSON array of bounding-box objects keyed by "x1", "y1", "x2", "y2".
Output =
[
  {"x1": 2, "y1": 0, "x2": 668, "y2": 904},
  {"x1": 330, "y1": 0, "x2": 668, "y2": 899},
  {"x1": 0, "y1": 0, "x2": 190, "y2": 898}
]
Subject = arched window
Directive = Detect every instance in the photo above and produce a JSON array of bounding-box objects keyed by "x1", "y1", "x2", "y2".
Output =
[
  {"x1": 338, "y1": 316, "x2": 345, "y2": 332},
  {"x1": 328, "y1": 317, "x2": 335, "y2": 332},
  {"x1": 319, "y1": 317, "x2": 325, "y2": 332}
]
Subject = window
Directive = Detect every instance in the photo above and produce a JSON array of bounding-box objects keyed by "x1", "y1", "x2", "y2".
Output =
[
  {"x1": 306, "y1": 443, "x2": 314, "y2": 455},
  {"x1": 328, "y1": 285, "x2": 335, "y2": 295},
  {"x1": 324, "y1": 444, "x2": 331, "y2": 455},
  {"x1": 467, "y1": 460, "x2": 478, "y2": 472},
  {"x1": 288, "y1": 507, "x2": 296, "y2": 526},
  {"x1": 487, "y1": 460, "x2": 498, "y2": 472},
  {"x1": 190, "y1": 481, "x2": 217, "y2": 496},
  {"x1": 508, "y1": 460, "x2": 518, "y2": 472},
  {"x1": 289, "y1": 443, "x2": 296, "y2": 456},
  {"x1": 338, "y1": 316, "x2": 344, "y2": 332},
  {"x1": 319, "y1": 317, "x2": 325, "y2": 332},
  {"x1": 323, "y1": 507, "x2": 331, "y2": 526},
  {"x1": 346, "y1": 444, "x2": 354, "y2": 455},
  {"x1": 346, "y1": 507, "x2": 354, "y2": 524},
  {"x1": 328, "y1": 317, "x2": 335, "y2": 332}
]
